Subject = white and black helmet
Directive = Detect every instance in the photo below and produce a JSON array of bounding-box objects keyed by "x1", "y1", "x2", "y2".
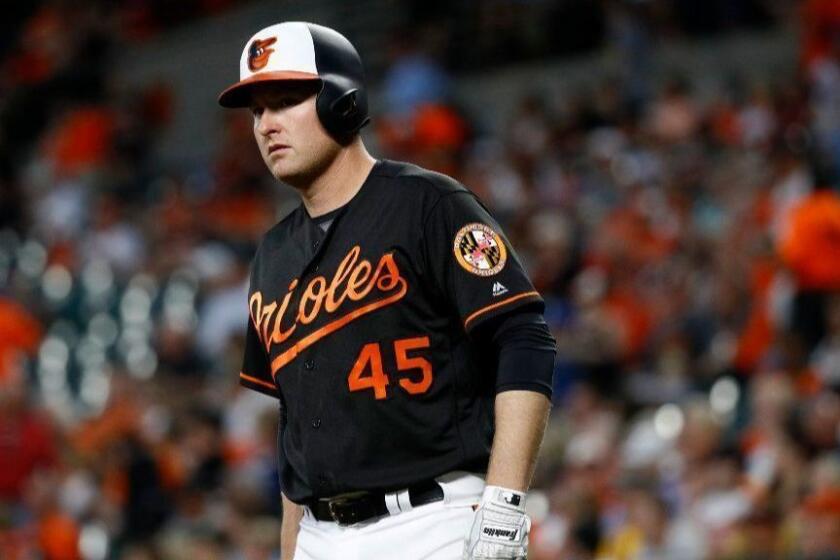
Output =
[{"x1": 218, "y1": 22, "x2": 370, "y2": 138}]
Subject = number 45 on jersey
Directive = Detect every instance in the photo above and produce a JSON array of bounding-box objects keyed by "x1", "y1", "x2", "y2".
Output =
[{"x1": 348, "y1": 336, "x2": 433, "y2": 400}]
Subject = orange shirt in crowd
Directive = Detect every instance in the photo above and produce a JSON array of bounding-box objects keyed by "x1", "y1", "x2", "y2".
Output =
[
  {"x1": 779, "y1": 190, "x2": 840, "y2": 291},
  {"x1": 42, "y1": 107, "x2": 115, "y2": 178},
  {"x1": 0, "y1": 298, "x2": 42, "y2": 376},
  {"x1": 37, "y1": 510, "x2": 81, "y2": 560}
]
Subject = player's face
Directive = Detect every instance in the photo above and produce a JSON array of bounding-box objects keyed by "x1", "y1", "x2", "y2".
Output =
[{"x1": 250, "y1": 81, "x2": 341, "y2": 186}]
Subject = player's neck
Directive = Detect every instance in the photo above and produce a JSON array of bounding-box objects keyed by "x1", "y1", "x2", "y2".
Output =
[{"x1": 298, "y1": 141, "x2": 376, "y2": 218}]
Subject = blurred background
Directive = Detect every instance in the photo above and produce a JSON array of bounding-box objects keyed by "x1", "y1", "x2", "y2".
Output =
[{"x1": 1, "y1": 0, "x2": 840, "y2": 558}]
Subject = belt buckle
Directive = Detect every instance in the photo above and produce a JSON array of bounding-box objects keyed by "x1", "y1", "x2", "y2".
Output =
[{"x1": 327, "y1": 497, "x2": 358, "y2": 526}]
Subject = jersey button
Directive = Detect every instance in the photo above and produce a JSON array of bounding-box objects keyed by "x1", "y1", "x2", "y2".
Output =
[
  {"x1": 313, "y1": 240, "x2": 320, "y2": 250},
  {"x1": 312, "y1": 418, "x2": 321, "y2": 428},
  {"x1": 304, "y1": 359, "x2": 315, "y2": 370}
]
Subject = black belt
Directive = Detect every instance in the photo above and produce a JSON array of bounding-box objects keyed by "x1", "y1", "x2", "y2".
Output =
[{"x1": 308, "y1": 479, "x2": 444, "y2": 526}]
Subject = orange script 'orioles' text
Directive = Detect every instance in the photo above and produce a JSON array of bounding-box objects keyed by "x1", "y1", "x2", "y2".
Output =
[{"x1": 249, "y1": 246, "x2": 408, "y2": 375}]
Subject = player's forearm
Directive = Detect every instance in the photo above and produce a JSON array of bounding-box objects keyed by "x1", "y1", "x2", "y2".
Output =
[
  {"x1": 280, "y1": 493, "x2": 303, "y2": 560},
  {"x1": 485, "y1": 389, "x2": 551, "y2": 492}
]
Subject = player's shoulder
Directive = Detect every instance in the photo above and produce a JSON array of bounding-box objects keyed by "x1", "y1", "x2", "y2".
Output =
[{"x1": 374, "y1": 159, "x2": 470, "y2": 198}]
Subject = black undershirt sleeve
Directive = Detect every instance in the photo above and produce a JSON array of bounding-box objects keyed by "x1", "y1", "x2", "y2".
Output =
[{"x1": 474, "y1": 310, "x2": 557, "y2": 398}]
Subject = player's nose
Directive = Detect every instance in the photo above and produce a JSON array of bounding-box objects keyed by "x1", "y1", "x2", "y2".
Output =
[{"x1": 254, "y1": 108, "x2": 284, "y2": 137}]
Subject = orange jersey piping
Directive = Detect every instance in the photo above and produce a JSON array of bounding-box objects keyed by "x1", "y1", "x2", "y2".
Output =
[
  {"x1": 239, "y1": 371, "x2": 277, "y2": 390},
  {"x1": 463, "y1": 291, "x2": 541, "y2": 329}
]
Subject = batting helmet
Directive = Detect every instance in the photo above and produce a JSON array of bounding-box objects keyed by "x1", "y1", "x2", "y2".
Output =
[{"x1": 218, "y1": 22, "x2": 370, "y2": 139}]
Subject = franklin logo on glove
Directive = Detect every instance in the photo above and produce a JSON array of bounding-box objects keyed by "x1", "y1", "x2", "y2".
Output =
[
  {"x1": 481, "y1": 527, "x2": 520, "y2": 541},
  {"x1": 464, "y1": 486, "x2": 531, "y2": 559}
]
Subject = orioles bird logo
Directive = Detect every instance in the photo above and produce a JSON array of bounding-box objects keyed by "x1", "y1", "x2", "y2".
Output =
[{"x1": 248, "y1": 37, "x2": 277, "y2": 71}]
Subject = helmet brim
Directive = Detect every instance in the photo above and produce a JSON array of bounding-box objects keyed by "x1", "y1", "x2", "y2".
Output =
[{"x1": 218, "y1": 71, "x2": 321, "y2": 108}]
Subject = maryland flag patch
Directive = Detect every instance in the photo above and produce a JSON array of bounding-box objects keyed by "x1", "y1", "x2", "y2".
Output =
[{"x1": 453, "y1": 223, "x2": 507, "y2": 276}]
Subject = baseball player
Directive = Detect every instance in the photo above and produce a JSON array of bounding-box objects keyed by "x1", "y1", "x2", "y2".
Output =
[{"x1": 219, "y1": 22, "x2": 557, "y2": 560}]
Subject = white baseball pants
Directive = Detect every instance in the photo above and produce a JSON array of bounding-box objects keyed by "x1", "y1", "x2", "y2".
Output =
[{"x1": 293, "y1": 471, "x2": 486, "y2": 560}]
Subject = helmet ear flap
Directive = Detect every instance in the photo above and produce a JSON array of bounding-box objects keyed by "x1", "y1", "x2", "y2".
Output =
[
  {"x1": 331, "y1": 89, "x2": 360, "y2": 120},
  {"x1": 316, "y1": 75, "x2": 370, "y2": 139}
]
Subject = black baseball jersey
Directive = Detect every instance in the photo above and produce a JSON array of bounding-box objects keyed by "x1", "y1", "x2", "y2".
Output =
[{"x1": 239, "y1": 159, "x2": 544, "y2": 503}]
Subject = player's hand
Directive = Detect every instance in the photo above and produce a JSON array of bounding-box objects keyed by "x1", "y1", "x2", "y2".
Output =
[{"x1": 463, "y1": 485, "x2": 530, "y2": 560}]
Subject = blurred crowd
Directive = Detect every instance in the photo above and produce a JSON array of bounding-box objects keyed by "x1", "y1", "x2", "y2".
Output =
[
  {"x1": 2, "y1": 1, "x2": 840, "y2": 559},
  {"x1": 401, "y1": 0, "x2": 778, "y2": 74}
]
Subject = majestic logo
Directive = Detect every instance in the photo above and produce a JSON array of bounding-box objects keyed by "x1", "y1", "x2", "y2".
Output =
[
  {"x1": 247, "y1": 37, "x2": 277, "y2": 72},
  {"x1": 249, "y1": 246, "x2": 407, "y2": 375},
  {"x1": 454, "y1": 223, "x2": 507, "y2": 276},
  {"x1": 492, "y1": 282, "x2": 508, "y2": 297}
]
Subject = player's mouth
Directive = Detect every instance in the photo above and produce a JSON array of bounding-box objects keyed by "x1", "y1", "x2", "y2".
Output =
[{"x1": 268, "y1": 143, "x2": 290, "y2": 155}]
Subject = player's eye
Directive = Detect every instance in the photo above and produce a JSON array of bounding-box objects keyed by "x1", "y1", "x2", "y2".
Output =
[{"x1": 251, "y1": 106, "x2": 264, "y2": 118}]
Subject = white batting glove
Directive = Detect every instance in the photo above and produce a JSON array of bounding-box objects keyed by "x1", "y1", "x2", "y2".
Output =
[{"x1": 463, "y1": 485, "x2": 530, "y2": 560}]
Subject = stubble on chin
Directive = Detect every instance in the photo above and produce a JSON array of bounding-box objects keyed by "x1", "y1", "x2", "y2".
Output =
[
  {"x1": 267, "y1": 155, "x2": 308, "y2": 186},
  {"x1": 268, "y1": 160, "x2": 292, "y2": 182},
  {"x1": 260, "y1": 147, "x2": 291, "y2": 180}
]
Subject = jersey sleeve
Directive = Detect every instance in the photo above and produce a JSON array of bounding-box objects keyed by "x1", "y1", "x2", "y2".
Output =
[
  {"x1": 422, "y1": 191, "x2": 544, "y2": 334},
  {"x1": 239, "y1": 307, "x2": 280, "y2": 399}
]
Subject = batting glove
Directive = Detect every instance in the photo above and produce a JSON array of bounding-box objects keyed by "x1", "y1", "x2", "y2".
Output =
[{"x1": 463, "y1": 485, "x2": 530, "y2": 560}]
